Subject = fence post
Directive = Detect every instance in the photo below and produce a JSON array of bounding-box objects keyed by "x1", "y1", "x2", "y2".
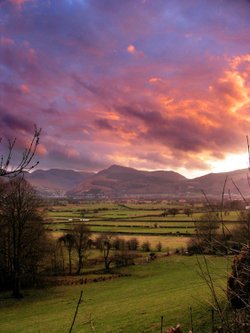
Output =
[
  {"x1": 160, "y1": 316, "x2": 164, "y2": 333},
  {"x1": 189, "y1": 306, "x2": 194, "y2": 333},
  {"x1": 211, "y1": 308, "x2": 215, "y2": 333}
]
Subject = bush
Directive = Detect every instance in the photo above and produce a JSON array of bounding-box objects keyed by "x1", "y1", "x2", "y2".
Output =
[
  {"x1": 141, "y1": 241, "x2": 151, "y2": 252},
  {"x1": 187, "y1": 238, "x2": 203, "y2": 254},
  {"x1": 112, "y1": 237, "x2": 126, "y2": 251},
  {"x1": 227, "y1": 244, "x2": 250, "y2": 310},
  {"x1": 156, "y1": 242, "x2": 162, "y2": 252},
  {"x1": 95, "y1": 235, "x2": 111, "y2": 250},
  {"x1": 113, "y1": 251, "x2": 137, "y2": 267},
  {"x1": 149, "y1": 252, "x2": 156, "y2": 260},
  {"x1": 127, "y1": 238, "x2": 139, "y2": 251}
]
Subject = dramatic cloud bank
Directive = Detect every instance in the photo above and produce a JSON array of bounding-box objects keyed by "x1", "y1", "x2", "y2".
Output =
[{"x1": 1, "y1": 0, "x2": 250, "y2": 177}]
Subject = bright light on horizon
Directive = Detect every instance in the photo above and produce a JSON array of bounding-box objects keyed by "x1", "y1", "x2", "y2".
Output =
[
  {"x1": 174, "y1": 152, "x2": 249, "y2": 179},
  {"x1": 209, "y1": 152, "x2": 249, "y2": 173}
]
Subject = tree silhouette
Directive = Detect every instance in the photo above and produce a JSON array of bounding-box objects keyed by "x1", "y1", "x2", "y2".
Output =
[
  {"x1": 59, "y1": 233, "x2": 76, "y2": 275},
  {"x1": 0, "y1": 126, "x2": 41, "y2": 177},
  {"x1": 0, "y1": 177, "x2": 48, "y2": 297}
]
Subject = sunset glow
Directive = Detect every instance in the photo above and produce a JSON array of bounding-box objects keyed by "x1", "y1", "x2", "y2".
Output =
[{"x1": 1, "y1": 0, "x2": 250, "y2": 177}]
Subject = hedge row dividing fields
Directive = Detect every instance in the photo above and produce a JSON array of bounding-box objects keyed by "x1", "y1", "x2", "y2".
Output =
[{"x1": 45, "y1": 204, "x2": 241, "y2": 242}]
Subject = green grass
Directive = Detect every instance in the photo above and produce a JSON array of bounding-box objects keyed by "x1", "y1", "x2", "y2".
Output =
[
  {"x1": 85, "y1": 220, "x2": 195, "y2": 227},
  {"x1": 0, "y1": 255, "x2": 230, "y2": 333},
  {"x1": 48, "y1": 211, "x2": 81, "y2": 218},
  {"x1": 88, "y1": 225, "x2": 194, "y2": 234},
  {"x1": 45, "y1": 204, "x2": 243, "y2": 255}
]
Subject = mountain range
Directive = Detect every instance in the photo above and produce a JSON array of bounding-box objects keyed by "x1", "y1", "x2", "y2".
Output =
[{"x1": 25, "y1": 165, "x2": 250, "y2": 200}]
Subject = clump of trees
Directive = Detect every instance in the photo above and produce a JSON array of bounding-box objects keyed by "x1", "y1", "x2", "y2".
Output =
[
  {"x1": 56, "y1": 224, "x2": 91, "y2": 275},
  {"x1": 188, "y1": 212, "x2": 220, "y2": 254},
  {"x1": 188, "y1": 208, "x2": 250, "y2": 255},
  {"x1": 0, "y1": 178, "x2": 50, "y2": 298},
  {"x1": 161, "y1": 208, "x2": 179, "y2": 217},
  {"x1": 94, "y1": 235, "x2": 153, "y2": 270},
  {"x1": 95, "y1": 235, "x2": 133, "y2": 270}
]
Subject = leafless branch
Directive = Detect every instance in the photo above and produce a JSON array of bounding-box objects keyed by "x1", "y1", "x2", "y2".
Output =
[
  {"x1": 68, "y1": 290, "x2": 83, "y2": 333},
  {"x1": 0, "y1": 125, "x2": 41, "y2": 177},
  {"x1": 201, "y1": 189, "x2": 215, "y2": 212},
  {"x1": 231, "y1": 178, "x2": 248, "y2": 206}
]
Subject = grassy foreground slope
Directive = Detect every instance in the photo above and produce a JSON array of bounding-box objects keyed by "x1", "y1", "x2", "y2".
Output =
[{"x1": 0, "y1": 256, "x2": 229, "y2": 333}]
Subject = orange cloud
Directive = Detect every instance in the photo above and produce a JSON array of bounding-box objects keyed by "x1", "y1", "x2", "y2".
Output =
[
  {"x1": 148, "y1": 77, "x2": 163, "y2": 84},
  {"x1": 66, "y1": 148, "x2": 80, "y2": 159},
  {"x1": 210, "y1": 55, "x2": 250, "y2": 113},
  {"x1": 36, "y1": 144, "x2": 47, "y2": 156},
  {"x1": 127, "y1": 44, "x2": 136, "y2": 53},
  {"x1": 127, "y1": 44, "x2": 144, "y2": 57}
]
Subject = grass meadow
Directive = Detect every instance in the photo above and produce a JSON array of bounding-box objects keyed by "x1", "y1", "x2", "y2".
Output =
[
  {"x1": 0, "y1": 202, "x2": 239, "y2": 333},
  {"x1": 0, "y1": 255, "x2": 230, "y2": 333},
  {"x1": 45, "y1": 203, "x2": 242, "y2": 251}
]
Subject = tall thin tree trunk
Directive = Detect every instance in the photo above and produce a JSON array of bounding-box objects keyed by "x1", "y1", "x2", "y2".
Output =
[
  {"x1": 68, "y1": 248, "x2": 72, "y2": 275},
  {"x1": 12, "y1": 260, "x2": 23, "y2": 298}
]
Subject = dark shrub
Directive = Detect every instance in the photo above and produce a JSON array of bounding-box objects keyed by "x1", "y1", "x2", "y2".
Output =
[
  {"x1": 141, "y1": 241, "x2": 151, "y2": 252},
  {"x1": 127, "y1": 238, "x2": 139, "y2": 251},
  {"x1": 156, "y1": 242, "x2": 162, "y2": 252},
  {"x1": 113, "y1": 251, "x2": 137, "y2": 267},
  {"x1": 112, "y1": 237, "x2": 126, "y2": 251}
]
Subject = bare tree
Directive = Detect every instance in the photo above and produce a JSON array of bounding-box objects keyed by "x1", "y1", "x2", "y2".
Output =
[
  {"x1": 231, "y1": 211, "x2": 250, "y2": 246},
  {"x1": 0, "y1": 126, "x2": 41, "y2": 177},
  {"x1": 95, "y1": 234, "x2": 113, "y2": 271},
  {"x1": 197, "y1": 212, "x2": 219, "y2": 242},
  {"x1": 0, "y1": 177, "x2": 48, "y2": 298},
  {"x1": 59, "y1": 233, "x2": 76, "y2": 275},
  {"x1": 195, "y1": 196, "x2": 250, "y2": 332},
  {"x1": 72, "y1": 224, "x2": 91, "y2": 274}
]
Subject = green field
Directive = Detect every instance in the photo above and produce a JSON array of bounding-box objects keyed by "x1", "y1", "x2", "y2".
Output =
[
  {"x1": 87, "y1": 225, "x2": 194, "y2": 234},
  {"x1": 0, "y1": 255, "x2": 229, "y2": 333},
  {"x1": 45, "y1": 204, "x2": 242, "y2": 245}
]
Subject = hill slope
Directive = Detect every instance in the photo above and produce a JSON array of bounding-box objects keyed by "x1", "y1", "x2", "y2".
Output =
[
  {"x1": 26, "y1": 165, "x2": 250, "y2": 199},
  {"x1": 67, "y1": 164, "x2": 187, "y2": 198},
  {"x1": 67, "y1": 165, "x2": 250, "y2": 199},
  {"x1": 26, "y1": 169, "x2": 93, "y2": 196}
]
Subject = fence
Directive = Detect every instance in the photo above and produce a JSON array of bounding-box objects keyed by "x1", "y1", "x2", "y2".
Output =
[{"x1": 159, "y1": 307, "x2": 250, "y2": 333}]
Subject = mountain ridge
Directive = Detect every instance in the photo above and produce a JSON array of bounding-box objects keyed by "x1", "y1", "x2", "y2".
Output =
[{"x1": 26, "y1": 165, "x2": 250, "y2": 199}]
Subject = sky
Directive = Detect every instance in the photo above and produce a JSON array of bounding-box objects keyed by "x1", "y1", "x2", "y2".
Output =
[{"x1": 1, "y1": 0, "x2": 250, "y2": 178}]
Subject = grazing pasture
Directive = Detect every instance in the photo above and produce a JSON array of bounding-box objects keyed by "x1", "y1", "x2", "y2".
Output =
[
  {"x1": 45, "y1": 203, "x2": 242, "y2": 251},
  {"x1": 0, "y1": 255, "x2": 229, "y2": 333}
]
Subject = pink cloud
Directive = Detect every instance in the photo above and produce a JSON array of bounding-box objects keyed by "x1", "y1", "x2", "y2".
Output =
[
  {"x1": 10, "y1": 0, "x2": 33, "y2": 8},
  {"x1": 19, "y1": 84, "x2": 30, "y2": 94},
  {"x1": 1, "y1": 37, "x2": 15, "y2": 46},
  {"x1": 2, "y1": 1, "x2": 250, "y2": 176}
]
